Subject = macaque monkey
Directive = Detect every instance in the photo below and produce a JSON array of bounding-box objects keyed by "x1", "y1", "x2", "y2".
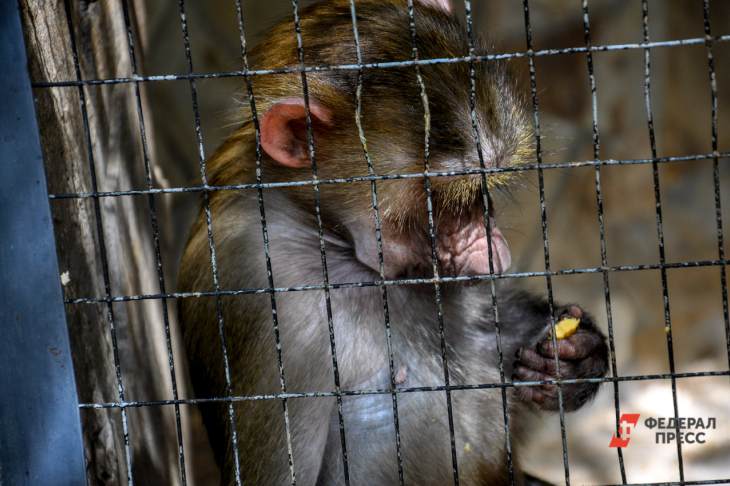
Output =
[{"x1": 178, "y1": 0, "x2": 609, "y2": 485}]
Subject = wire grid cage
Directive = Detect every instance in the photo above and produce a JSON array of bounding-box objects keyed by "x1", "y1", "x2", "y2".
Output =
[{"x1": 20, "y1": 0, "x2": 730, "y2": 484}]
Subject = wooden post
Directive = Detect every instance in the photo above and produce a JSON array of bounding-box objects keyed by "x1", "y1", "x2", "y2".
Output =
[{"x1": 20, "y1": 1, "x2": 198, "y2": 483}]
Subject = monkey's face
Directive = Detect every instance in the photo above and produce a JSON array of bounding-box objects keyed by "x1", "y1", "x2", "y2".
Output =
[
  {"x1": 256, "y1": 93, "x2": 517, "y2": 280},
  {"x1": 241, "y1": 0, "x2": 532, "y2": 280},
  {"x1": 360, "y1": 182, "x2": 512, "y2": 279}
]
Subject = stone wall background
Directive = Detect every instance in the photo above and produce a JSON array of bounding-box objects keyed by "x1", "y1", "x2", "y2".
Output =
[{"x1": 129, "y1": 1, "x2": 730, "y2": 483}]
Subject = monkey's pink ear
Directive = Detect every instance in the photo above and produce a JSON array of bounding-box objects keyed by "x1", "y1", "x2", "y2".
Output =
[
  {"x1": 417, "y1": 0, "x2": 452, "y2": 13},
  {"x1": 260, "y1": 99, "x2": 332, "y2": 168}
]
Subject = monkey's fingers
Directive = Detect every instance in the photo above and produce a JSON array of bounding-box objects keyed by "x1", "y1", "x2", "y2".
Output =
[
  {"x1": 513, "y1": 363, "x2": 545, "y2": 381},
  {"x1": 538, "y1": 330, "x2": 604, "y2": 361},
  {"x1": 559, "y1": 305, "x2": 583, "y2": 320},
  {"x1": 516, "y1": 386, "x2": 550, "y2": 406},
  {"x1": 516, "y1": 348, "x2": 576, "y2": 377},
  {"x1": 514, "y1": 365, "x2": 596, "y2": 410},
  {"x1": 513, "y1": 367, "x2": 564, "y2": 409},
  {"x1": 544, "y1": 383, "x2": 596, "y2": 412},
  {"x1": 513, "y1": 364, "x2": 569, "y2": 387},
  {"x1": 513, "y1": 365, "x2": 550, "y2": 403},
  {"x1": 514, "y1": 366, "x2": 559, "y2": 393}
]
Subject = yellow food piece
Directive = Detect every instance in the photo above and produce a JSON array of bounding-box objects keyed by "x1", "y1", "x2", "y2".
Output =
[{"x1": 554, "y1": 317, "x2": 580, "y2": 339}]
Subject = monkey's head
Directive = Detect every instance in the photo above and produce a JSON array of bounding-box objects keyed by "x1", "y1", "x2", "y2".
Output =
[{"x1": 210, "y1": 0, "x2": 532, "y2": 279}]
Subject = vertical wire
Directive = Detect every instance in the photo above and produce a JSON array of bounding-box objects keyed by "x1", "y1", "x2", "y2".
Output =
[
  {"x1": 521, "y1": 1, "x2": 571, "y2": 483},
  {"x1": 232, "y1": 1, "x2": 298, "y2": 483},
  {"x1": 405, "y1": 2, "x2": 460, "y2": 484},
  {"x1": 288, "y1": 1, "x2": 351, "y2": 483},
  {"x1": 701, "y1": 0, "x2": 730, "y2": 370},
  {"x1": 174, "y1": 1, "x2": 243, "y2": 483},
  {"x1": 462, "y1": 2, "x2": 514, "y2": 484},
  {"x1": 640, "y1": 1, "x2": 685, "y2": 480},
  {"x1": 118, "y1": 1, "x2": 187, "y2": 482},
  {"x1": 347, "y1": 2, "x2": 406, "y2": 483},
  {"x1": 61, "y1": 0, "x2": 135, "y2": 483},
  {"x1": 580, "y1": 1, "x2": 626, "y2": 482}
]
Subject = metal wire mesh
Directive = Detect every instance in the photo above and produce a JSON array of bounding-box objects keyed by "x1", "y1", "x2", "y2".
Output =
[{"x1": 30, "y1": 0, "x2": 730, "y2": 485}]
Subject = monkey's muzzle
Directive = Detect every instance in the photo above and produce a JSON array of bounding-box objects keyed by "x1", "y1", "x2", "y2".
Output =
[{"x1": 436, "y1": 216, "x2": 511, "y2": 276}]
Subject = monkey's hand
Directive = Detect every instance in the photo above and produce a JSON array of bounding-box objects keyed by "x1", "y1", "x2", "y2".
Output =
[{"x1": 512, "y1": 305, "x2": 608, "y2": 412}]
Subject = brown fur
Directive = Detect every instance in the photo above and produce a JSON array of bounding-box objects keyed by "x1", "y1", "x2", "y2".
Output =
[
  {"x1": 203, "y1": 0, "x2": 531, "y2": 230},
  {"x1": 179, "y1": 1, "x2": 549, "y2": 485}
]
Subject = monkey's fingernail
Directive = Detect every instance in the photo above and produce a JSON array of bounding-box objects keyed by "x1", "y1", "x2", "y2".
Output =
[{"x1": 563, "y1": 305, "x2": 583, "y2": 319}]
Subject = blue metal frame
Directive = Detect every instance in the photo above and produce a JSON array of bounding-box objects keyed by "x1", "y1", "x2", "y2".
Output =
[{"x1": 0, "y1": 1, "x2": 87, "y2": 485}]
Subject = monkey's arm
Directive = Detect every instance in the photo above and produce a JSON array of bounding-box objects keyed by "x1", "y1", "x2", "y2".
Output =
[
  {"x1": 449, "y1": 288, "x2": 607, "y2": 411},
  {"x1": 509, "y1": 302, "x2": 608, "y2": 412}
]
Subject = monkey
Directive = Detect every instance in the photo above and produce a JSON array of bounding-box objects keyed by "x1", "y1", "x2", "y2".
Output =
[{"x1": 178, "y1": 0, "x2": 609, "y2": 484}]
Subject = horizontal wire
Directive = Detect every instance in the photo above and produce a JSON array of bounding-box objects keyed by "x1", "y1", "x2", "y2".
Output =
[
  {"x1": 47, "y1": 151, "x2": 730, "y2": 200},
  {"x1": 64, "y1": 258, "x2": 729, "y2": 305},
  {"x1": 78, "y1": 369, "x2": 730, "y2": 410},
  {"x1": 597, "y1": 480, "x2": 730, "y2": 486},
  {"x1": 31, "y1": 34, "x2": 730, "y2": 88}
]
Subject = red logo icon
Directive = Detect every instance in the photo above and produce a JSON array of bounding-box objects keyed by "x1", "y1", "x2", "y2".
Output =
[{"x1": 609, "y1": 413, "x2": 641, "y2": 448}]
